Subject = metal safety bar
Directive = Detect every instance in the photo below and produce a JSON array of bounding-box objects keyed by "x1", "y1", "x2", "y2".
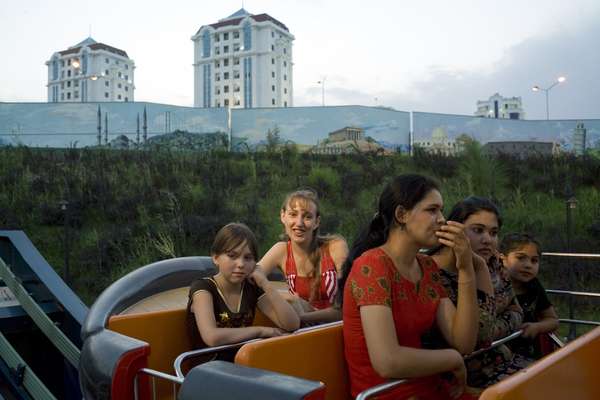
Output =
[
  {"x1": 356, "y1": 379, "x2": 408, "y2": 400},
  {"x1": 340, "y1": 328, "x2": 526, "y2": 400},
  {"x1": 464, "y1": 330, "x2": 523, "y2": 360},
  {"x1": 542, "y1": 252, "x2": 600, "y2": 340},
  {"x1": 546, "y1": 289, "x2": 600, "y2": 298},
  {"x1": 542, "y1": 252, "x2": 600, "y2": 259},
  {"x1": 173, "y1": 321, "x2": 343, "y2": 378},
  {"x1": 173, "y1": 339, "x2": 260, "y2": 378},
  {"x1": 134, "y1": 368, "x2": 183, "y2": 400}
]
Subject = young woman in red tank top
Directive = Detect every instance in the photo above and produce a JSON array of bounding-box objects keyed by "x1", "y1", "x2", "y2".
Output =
[{"x1": 255, "y1": 189, "x2": 348, "y2": 325}]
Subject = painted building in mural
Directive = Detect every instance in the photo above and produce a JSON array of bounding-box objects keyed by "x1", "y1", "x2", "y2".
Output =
[
  {"x1": 572, "y1": 122, "x2": 587, "y2": 155},
  {"x1": 475, "y1": 93, "x2": 525, "y2": 120},
  {"x1": 192, "y1": 8, "x2": 294, "y2": 109},
  {"x1": 46, "y1": 37, "x2": 135, "y2": 103},
  {"x1": 413, "y1": 127, "x2": 471, "y2": 156},
  {"x1": 310, "y1": 126, "x2": 388, "y2": 155}
]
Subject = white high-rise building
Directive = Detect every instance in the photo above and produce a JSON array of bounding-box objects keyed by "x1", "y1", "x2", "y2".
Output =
[
  {"x1": 46, "y1": 37, "x2": 135, "y2": 103},
  {"x1": 192, "y1": 8, "x2": 294, "y2": 108},
  {"x1": 475, "y1": 93, "x2": 525, "y2": 120}
]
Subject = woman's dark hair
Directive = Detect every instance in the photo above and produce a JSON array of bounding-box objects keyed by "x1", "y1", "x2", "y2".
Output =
[
  {"x1": 500, "y1": 233, "x2": 542, "y2": 256},
  {"x1": 427, "y1": 196, "x2": 502, "y2": 255},
  {"x1": 446, "y1": 196, "x2": 502, "y2": 227},
  {"x1": 336, "y1": 174, "x2": 439, "y2": 306},
  {"x1": 211, "y1": 223, "x2": 259, "y2": 261}
]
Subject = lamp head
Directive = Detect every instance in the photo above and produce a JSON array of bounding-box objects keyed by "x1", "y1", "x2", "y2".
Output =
[
  {"x1": 557, "y1": 76, "x2": 566, "y2": 83},
  {"x1": 532, "y1": 86, "x2": 540, "y2": 92}
]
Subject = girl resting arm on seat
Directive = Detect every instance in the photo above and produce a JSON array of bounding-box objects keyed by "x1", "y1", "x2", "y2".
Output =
[{"x1": 187, "y1": 223, "x2": 300, "y2": 349}]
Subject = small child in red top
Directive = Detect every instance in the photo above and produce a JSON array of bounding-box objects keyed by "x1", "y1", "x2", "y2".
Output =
[{"x1": 500, "y1": 233, "x2": 559, "y2": 358}]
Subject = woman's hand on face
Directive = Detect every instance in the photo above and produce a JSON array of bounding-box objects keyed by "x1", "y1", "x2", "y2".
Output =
[{"x1": 435, "y1": 221, "x2": 473, "y2": 270}]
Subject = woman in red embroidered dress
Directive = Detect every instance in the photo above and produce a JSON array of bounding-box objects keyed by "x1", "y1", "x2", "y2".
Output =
[
  {"x1": 256, "y1": 189, "x2": 348, "y2": 325},
  {"x1": 340, "y1": 175, "x2": 480, "y2": 400}
]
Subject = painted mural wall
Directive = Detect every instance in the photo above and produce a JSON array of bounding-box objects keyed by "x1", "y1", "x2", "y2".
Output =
[
  {"x1": 413, "y1": 112, "x2": 600, "y2": 153},
  {"x1": 230, "y1": 106, "x2": 411, "y2": 153},
  {"x1": 0, "y1": 102, "x2": 228, "y2": 148},
  {"x1": 1, "y1": 103, "x2": 599, "y2": 155}
]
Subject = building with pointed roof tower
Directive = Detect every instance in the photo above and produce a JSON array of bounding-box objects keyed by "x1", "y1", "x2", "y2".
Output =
[
  {"x1": 192, "y1": 8, "x2": 294, "y2": 108},
  {"x1": 46, "y1": 37, "x2": 135, "y2": 103}
]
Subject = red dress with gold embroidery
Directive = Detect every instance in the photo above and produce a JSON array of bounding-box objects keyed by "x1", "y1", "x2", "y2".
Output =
[{"x1": 343, "y1": 248, "x2": 458, "y2": 400}]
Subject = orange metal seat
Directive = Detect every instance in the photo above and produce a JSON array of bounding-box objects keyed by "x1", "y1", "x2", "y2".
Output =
[
  {"x1": 235, "y1": 322, "x2": 350, "y2": 400},
  {"x1": 480, "y1": 326, "x2": 600, "y2": 400}
]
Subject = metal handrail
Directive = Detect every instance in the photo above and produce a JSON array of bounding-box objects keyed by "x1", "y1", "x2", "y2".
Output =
[
  {"x1": 542, "y1": 252, "x2": 600, "y2": 259},
  {"x1": 546, "y1": 289, "x2": 600, "y2": 298},
  {"x1": 352, "y1": 329, "x2": 525, "y2": 400},
  {"x1": 558, "y1": 318, "x2": 600, "y2": 326},
  {"x1": 464, "y1": 330, "x2": 523, "y2": 360},
  {"x1": 173, "y1": 339, "x2": 260, "y2": 378},
  {"x1": 174, "y1": 321, "x2": 343, "y2": 378},
  {"x1": 356, "y1": 379, "x2": 408, "y2": 400},
  {"x1": 134, "y1": 368, "x2": 183, "y2": 400},
  {"x1": 548, "y1": 332, "x2": 565, "y2": 348}
]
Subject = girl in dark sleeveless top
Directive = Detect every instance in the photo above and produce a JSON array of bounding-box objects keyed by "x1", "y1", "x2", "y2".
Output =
[{"x1": 187, "y1": 223, "x2": 299, "y2": 357}]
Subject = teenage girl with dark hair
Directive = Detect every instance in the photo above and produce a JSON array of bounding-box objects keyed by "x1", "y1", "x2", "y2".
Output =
[
  {"x1": 257, "y1": 189, "x2": 348, "y2": 325},
  {"x1": 341, "y1": 174, "x2": 479, "y2": 400},
  {"x1": 428, "y1": 197, "x2": 525, "y2": 389},
  {"x1": 187, "y1": 223, "x2": 300, "y2": 361}
]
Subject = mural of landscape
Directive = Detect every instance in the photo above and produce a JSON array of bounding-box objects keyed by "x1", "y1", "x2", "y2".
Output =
[
  {"x1": 2, "y1": 104, "x2": 599, "y2": 155},
  {"x1": 0, "y1": 102, "x2": 228, "y2": 148},
  {"x1": 413, "y1": 112, "x2": 600, "y2": 153},
  {"x1": 230, "y1": 106, "x2": 411, "y2": 153}
]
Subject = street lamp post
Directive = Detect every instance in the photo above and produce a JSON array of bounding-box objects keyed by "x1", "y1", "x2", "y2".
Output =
[
  {"x1": 59, "y1": 200, "x2": 70, "y2": 284},
  {"x1": 317, "y1": 77, "x2": 326, "y2": 106},
  {"x1": 565, "y1": 184, "x2": 578, "y2": 340},
  {"x1": 532, "y1": 76, "x2": 566, "y2": 120}
]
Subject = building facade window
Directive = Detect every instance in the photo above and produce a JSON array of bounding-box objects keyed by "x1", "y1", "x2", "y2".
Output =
[
  {"x1": 272, "y1": 98, "x2": 275, "y2": 105},
  {"x1": 67, "y1": 70, "x2": 72, "y2": 77},
  {"x1": 272, "y1": 71, "x2": 275, "y2": 78},
  {"x1": 118, "y1": 83, "x2": 122, "y2": 88},
  {"x1": 74, "y1": 91, "x2": 79, "y2": 99},
  {"x1": 224, "y1": 99, "x2": 229, "y2": 106},
  {"x1": 272, "y1": 85, "x2": 275, "y2": 91},
  {"x1": 224, "y1": 45, "x2": 229, "y2": 53},
  {"x1": 224, "y1": 85, "x2": 229, "y2": 93},
  {"x1": 105, "y1": 81, "x2": 109, "y2": 87},
  {"x1": 105, "y1": 92, "x2": 109, "y2": 98},
  {"x1": 272, "y1": 58, "x2": 275, "y2": 64},
  {"x1": 233, "y1": 31, "x2": 240, "y2": 39},
  {"x1": 224, "y1": 32, "x2": 229, "y2": 40},
  {"x1": 224, "y1": 58, "x2": 229, "y2": 66},
  {"x1": 234, "y1": 58, "x2": 240, "y2": 65},
  {"x1": 105, "y1": 58, "x2": 109, "y2": 63},
  {"x1": 233, "y1": 70, "x2": 240, "y2": 79},
  {"x1": 284, "y1": 74, "x2": 287, "y2": 80},
  {"x1": 67, "y1": 92, "x2": 71, "y2": 99},
  {"x1": 224, "y1": 72, "x2": 230, "y2": 80},
  {"x1": 125, "y1": 86, "x2": 129, "y2": 91},
  {"x1": 118, "y1": 94, "x2": 122, "y2": 100}
]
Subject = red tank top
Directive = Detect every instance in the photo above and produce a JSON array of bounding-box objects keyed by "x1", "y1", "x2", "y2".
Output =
[{"x1": 285, "y1": 241, "x2": 337, "y2": 310}]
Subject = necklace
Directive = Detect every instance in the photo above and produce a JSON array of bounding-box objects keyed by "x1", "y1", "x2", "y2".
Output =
[{"x1": 212, "y1": 276, "x2": 243, "y2": 313}]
